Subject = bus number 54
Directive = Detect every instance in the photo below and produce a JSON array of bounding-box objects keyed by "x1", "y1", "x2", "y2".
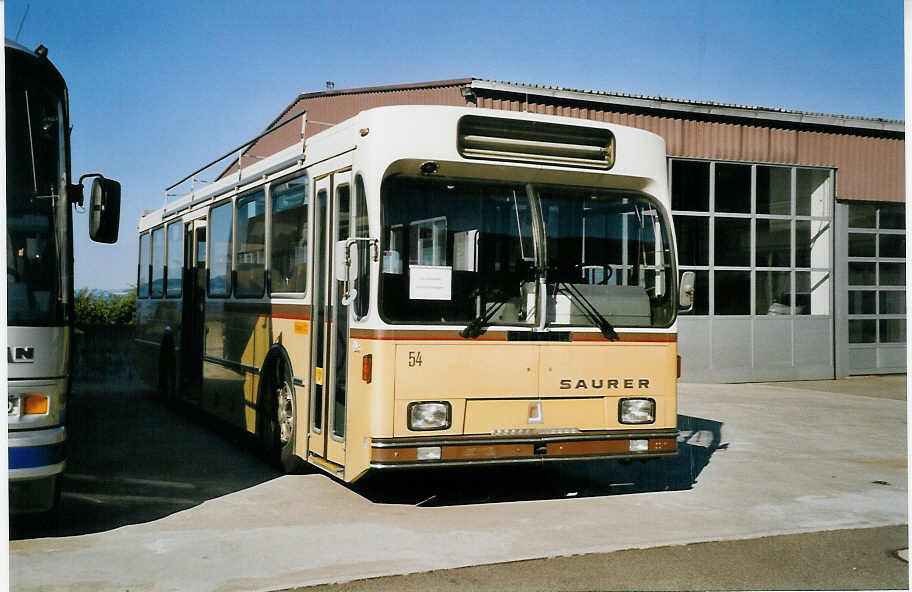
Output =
[{"x1": 408, "y1": 351, "x2": 423, "y2": 367}]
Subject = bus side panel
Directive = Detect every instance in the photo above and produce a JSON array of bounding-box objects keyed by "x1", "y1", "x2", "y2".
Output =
[
  {"x1": 134, "y1": 298, "x2": 180, "y2": 387},
  {"x1": 343, "y1": 338, "x2": 396, "y2": 481},
  {"x1": 202, "y1": 300, "x2": 242, "y2": 424}
]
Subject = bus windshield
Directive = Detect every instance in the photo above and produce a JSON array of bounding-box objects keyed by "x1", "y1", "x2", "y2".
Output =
[
  {"x1": 6, "y1": 68, "x2": 67, "y2": 325},
  {"x1": 380, "y1": 177, "x2": 537, "y2": 325},
  {"x1": 380, "y1": 176, "x2": 676, "y2": 329},
  {"x1": 539, "y1": 187, "x2": 676, "y2": 329}
]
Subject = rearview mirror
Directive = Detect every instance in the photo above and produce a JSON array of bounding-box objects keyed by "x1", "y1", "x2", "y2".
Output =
[
  {"x1": 89, "y1": 177, "x2": 121, "y2": 244},
  {"x1": 679, "y1": 271, "x2": 695, "y2": 312}
]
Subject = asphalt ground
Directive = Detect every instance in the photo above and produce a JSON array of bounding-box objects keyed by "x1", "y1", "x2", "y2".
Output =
[
  {"x1": 294, "y1": 525, "x2": 909, "y2": 591},
  {"x1": 8, "y1": 375, "x2": 908, "y2": 591}
]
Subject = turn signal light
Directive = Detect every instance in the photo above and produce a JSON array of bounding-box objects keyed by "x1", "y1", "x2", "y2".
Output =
[
  {"x1": 24, "y1": 393, "x2": 49, "y2": 415},
  {"x1": 362, "y1": 354, "x2": 372, "y2": 383}
]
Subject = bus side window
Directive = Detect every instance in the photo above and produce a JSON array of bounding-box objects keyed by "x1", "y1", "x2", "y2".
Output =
[
  {"x1": 236, "y1": 191, "x2": 266, "y2": 297},
  {"x1": 138, "y1": 233, "x2": 150, "y2": 298},
  {"x1": 150, "y1": 227, "x2": 165, "y2": 298},
  {"x1": 354, "y1": 175, "x2": 370, "y2": 320},
  {"x1": 209, "y1": 201, "x2": 233, "y2": 297},
  {"x1": 270, "y1": 174, "x2": 309, "y2": 294},
  {"x1": 166, "y1": 222, "x2": 183, "y2": 298}
]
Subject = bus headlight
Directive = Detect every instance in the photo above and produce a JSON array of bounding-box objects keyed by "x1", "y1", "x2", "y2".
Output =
[
  {"x1": 619, "y1": 398, "x2": 656, "y2": 424},
  {"x1": 408, "y1": 401, "x2": 451, "y2": 431}
]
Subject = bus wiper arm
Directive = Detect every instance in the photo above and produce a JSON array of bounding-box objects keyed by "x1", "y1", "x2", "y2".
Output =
[
  {"x1": 460, "y1": 300, "x2": 506, "y2": 339},
  {"x1": 558, "y1": 282, "x2": 620, "y2": 341}
]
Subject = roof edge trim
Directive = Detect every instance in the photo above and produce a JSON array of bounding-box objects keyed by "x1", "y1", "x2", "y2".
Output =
[{"x1": 296, "y1": 78, "x2": 475, "y2": 101}]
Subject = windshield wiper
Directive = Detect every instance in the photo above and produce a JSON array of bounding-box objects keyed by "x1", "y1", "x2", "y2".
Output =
[
  {"x1": 555, "y1": 282, "x2": 620, "y2": 341},
  {"x1": 460, "y1": 300, "x2": 506, "y2": 339}
]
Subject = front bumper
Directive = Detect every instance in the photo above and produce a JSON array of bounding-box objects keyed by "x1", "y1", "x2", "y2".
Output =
[
  {"x1": 370, "y1": 428, "x2": 678, "y2": 469},
  {"x1": 9, "y1": 426, "x2": 67, "y2": 481}
]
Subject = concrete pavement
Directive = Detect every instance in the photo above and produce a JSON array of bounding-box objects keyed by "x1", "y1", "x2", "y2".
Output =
[{"x1": 10, "y1": 377, "x2": 908, "y2": 591}]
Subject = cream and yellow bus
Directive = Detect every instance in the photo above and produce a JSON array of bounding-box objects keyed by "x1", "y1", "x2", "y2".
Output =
[{"x1": 135, "y1": 105, "x2": 695, "y2": 482}]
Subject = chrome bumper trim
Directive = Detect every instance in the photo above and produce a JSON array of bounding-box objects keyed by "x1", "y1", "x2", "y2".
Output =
[
  {"x1": 8, "y1": 426, "x2": 66, "y2": 447},
  {"x1": 370, "y1": 450, "x2": 677, "y2": 469},
  {"x1": 371, "y1": 428, "x2": 679, "y2": 448}
]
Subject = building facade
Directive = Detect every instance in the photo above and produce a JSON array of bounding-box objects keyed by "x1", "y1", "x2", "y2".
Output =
[{"x1": 231, "y1": 78, "x2": 905, "y2": 382}]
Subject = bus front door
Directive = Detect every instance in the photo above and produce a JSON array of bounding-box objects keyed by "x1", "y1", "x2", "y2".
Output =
[{"x1": 310, "y1": 171, "x2": 351, "y2": 466}]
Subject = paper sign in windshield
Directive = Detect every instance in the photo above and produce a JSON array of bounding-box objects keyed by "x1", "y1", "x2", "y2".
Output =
[{"x1": 409, "y1": 265, "x2": 452, "y2": 300}]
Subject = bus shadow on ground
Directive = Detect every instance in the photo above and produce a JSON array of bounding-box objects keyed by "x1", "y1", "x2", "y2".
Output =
[
  {"x1": 353, "y1": 415, "x2": 726, "y2": 506},
  {"x1": 10, "y1": 383, "x2": 281, "y2": 541}
]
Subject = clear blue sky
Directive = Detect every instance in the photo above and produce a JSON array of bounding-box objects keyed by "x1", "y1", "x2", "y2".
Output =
[{"x1": 6, "y1": 0, "x2": 903, "y2": 290}]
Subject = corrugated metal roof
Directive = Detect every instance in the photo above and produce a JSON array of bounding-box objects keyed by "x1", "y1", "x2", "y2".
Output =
[
  {"x1": 468, "y1": 79, "x2": 903, "y2": 133},
  {"x1": 473, "y1": 78, "x2": 902, "y2": 126}
]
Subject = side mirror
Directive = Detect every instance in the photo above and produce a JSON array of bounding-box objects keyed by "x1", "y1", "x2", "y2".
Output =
[
  {"x1": 679, "y1": 271, "x2": 695, "y2": 312},
  {"x1": 334, "y1": 240, "x2": 359, "y2": 283},
  {"x1": 89, "y1": 177, "x2": 121, "y2": 244},
  {"x1": 335, "y1": 240, "x2": 359, "y2": 306}
]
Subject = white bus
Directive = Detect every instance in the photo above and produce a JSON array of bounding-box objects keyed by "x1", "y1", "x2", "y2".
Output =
[
  {"x1": 136, "y1": 105, "x2": 694, "y2": 483},
  {"x1": 7, "y1": 39, "x2": 120, "y2": 513}
]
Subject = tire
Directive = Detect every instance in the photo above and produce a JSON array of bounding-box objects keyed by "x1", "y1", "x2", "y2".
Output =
[{"x1": 262, "y1": 363, "x2": 298, "y2": 473}]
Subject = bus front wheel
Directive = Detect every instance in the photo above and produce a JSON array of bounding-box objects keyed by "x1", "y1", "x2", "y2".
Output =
[{"x1": 262, "y1": 366, "x2": 298, "y2": 473}]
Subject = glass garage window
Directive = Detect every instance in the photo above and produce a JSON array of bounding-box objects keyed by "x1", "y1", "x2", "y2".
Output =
[
  {"x1": 796, "y1": 169, "x2": 829, "y2": 217},
  {"x1": 756, "y1": 166, "x2": 791, "y2": 215},
  {"x1": 848, "y1": 203, "x2": 876, "y2": 228},
  {"x1": 849, "y1": 319, "x2": 876, "y2": 343},
  {"x1": 756, "y1": 271, "x2": 791, "y2": 315},
  {"x1": 879, "y1": 263, "x2": 905, "y2": 286},
  {"x1": 879, "y1": 291, "x2": 905, "y2": 314},
  {"x1": 878, "y1": 204, "x2": 905, "y2": 229},
  {"x1": 848, "y1": 291, "x2": 875, "y2": 315},
  {"x1": 714, "y1": 271, "x2": 751, "y2": 315},
  {"x1": 846, "y1": 202, "x2": 907, "y2": 365},
  {"x1": 714, "y1": 163, "x2": 751, "y2": 214},
  {"x1": 848, "y1": 233, "x2": 876, "y2": 257},
  {"x1": 879, "y1": 234, "x2": 905, "y2": 258},
  {"x1": 670, "y1": 159, "x2": 832, "y2": 318},
  {"x1": 673, "y1": 215, "x2": 709, "y2": 266},
  {"x1": 756, "y1": 219, "x2": 790, "y2": 267},
  {"x1": 848, "y1": 262, "x2": 876, "y2": 286},
  {"x1": 714, "y1": 218, "x2": 750, "y2": 266},
  {"x1": 671, "y1": 160, "x2": 709, "y2": 212}
]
